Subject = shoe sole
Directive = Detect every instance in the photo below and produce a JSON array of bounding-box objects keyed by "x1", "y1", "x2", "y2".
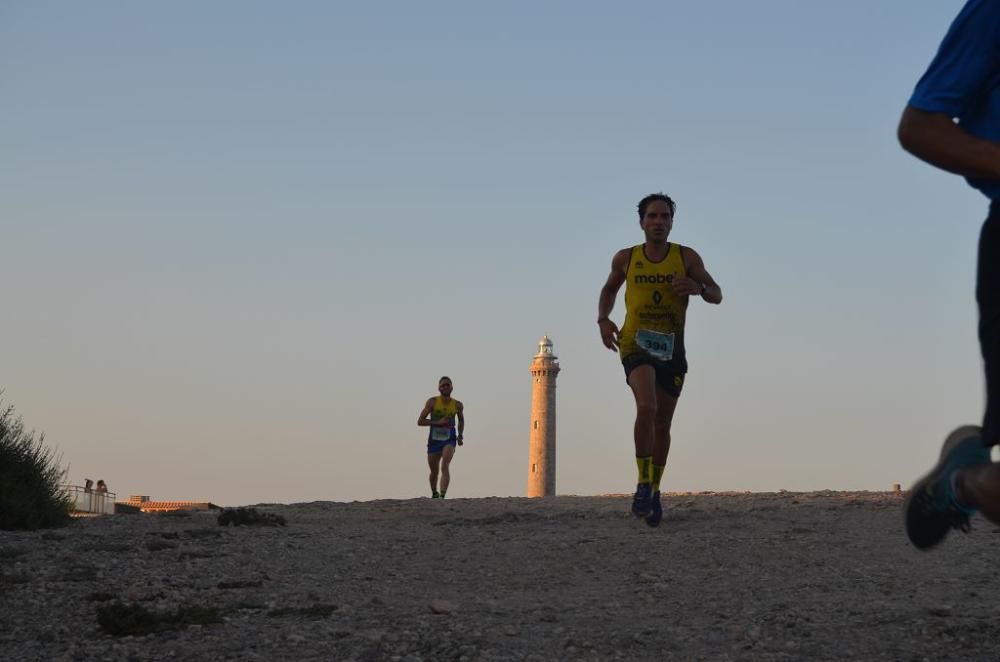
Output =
[{"x1": 904, "y1": 425, "x2": 982, "y2": 550}]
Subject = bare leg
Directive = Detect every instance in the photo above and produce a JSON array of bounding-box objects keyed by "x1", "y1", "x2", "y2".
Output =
[
  {"x1": 427, "y1": 453, "x2": 442, "y2": 494},
  {"x1": 957, "y1": 462, "x2": 1000, "y2": 524},
  {"x1": 439, "y1": 445, "x2": 456, "y2": 495},
  {"x1": 627, "y1": 365, "x2": 658, "y2": 458},
  {"x1": 652, "y1": 386, "x2": 679, "y2": 467}
]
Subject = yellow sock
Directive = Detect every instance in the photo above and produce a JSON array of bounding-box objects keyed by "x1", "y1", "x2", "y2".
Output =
[
  {"x1": 651, "y1": 464, "x2": 666, "y2": 492},
  {"x1": 636, "y1": 456, "x2": 652, "y2": 485}
]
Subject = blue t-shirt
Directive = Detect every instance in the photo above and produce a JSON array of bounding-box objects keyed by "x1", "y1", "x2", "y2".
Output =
[{"x1": 909, "y1": 0, "x2": 1000, "y2": 200}]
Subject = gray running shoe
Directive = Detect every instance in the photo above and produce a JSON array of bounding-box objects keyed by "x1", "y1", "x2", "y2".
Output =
[{"x1": 904, "y1": 425, "x2": 990, "y2": 550}]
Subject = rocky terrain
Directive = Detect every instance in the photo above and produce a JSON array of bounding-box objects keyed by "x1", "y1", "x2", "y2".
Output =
[{"x1": 2, "y1": 491, "x2": 999, "y2": 661}]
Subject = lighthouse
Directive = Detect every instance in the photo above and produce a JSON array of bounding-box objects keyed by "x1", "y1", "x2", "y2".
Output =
[{"x1": 527, "y1": 335, "x2": 560, "y2": 497}]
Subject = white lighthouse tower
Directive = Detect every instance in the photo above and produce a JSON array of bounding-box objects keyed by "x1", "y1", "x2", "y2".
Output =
[{"x1": 527, "y1": 335, "x2": 560, "y2": 497}]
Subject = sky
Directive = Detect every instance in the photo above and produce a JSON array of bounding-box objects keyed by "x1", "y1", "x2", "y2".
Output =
[{"x1": 2, "y1": 1, "x2": 994, "y2": 506}]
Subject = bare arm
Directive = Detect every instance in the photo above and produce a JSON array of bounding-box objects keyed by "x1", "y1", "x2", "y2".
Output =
[
  {"x1": 417, "y1": 398, "x2": 445, "y2": 427},
  {"x1": 676, "y1": 247, "x2": 722, "y2": 304},
  {"x1": 898, "y1": 106, "x2": 1000, "y2": 180},
  {"x1": 456, "y1": 401, "x2": 465, "y2": 445},
  {"x1": 597, "y1": 249, "x2": 629, "y2": 351}
]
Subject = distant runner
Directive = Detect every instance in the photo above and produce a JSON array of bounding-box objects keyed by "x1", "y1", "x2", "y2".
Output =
[
  {"x1": 899, "y1": 0, "x2": 1000, "y2": 549},
  {"x1": 417, "y1": 376, "x2": 465, "y2": 498},
  {"x1": 597, "y1": 193, "x2": 722, "y2": 527}
]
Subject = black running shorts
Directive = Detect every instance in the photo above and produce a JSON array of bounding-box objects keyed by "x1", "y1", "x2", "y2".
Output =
[
  {"x1": 979, "y1": 202, "x2": 1000, "y2": 446},
  {"x1": 621, "y1": 353, "x2": 685, "y2": 398}
]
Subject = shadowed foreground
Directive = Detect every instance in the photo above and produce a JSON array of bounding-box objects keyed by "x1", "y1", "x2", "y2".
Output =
[{"x1": 2, "y1": 491, "x2": 999, "y2": 661}]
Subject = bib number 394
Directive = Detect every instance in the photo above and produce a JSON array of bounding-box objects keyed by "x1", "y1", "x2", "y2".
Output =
[{"x1": 636, "y1": 329, "x2": 675, "y2": 361}]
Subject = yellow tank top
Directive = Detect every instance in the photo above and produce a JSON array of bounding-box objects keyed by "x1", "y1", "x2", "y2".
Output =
[
  {"x1": 429, "y1": 396, "x2": 459, "y2": 442},
  {"x1": 618, "y1": 243, "x2": 689, "y2": 369}
]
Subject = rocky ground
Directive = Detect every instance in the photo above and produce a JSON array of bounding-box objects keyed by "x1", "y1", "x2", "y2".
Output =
[{"x1": 2, "y1": 491, "x2": 1000, "y2": 661}]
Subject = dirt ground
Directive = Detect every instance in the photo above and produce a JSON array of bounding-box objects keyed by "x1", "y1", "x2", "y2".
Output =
[{"x1": 2, "y1": 491, "x2": 999, "y2": 661}]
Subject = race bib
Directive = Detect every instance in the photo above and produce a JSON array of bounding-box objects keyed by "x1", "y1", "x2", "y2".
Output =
[
  {"x1": 431, "y1": 426, "x2": 452, "y2": 442},
  {"x1": 636, "y1": 329, "x2": 674, "y2": 361}
]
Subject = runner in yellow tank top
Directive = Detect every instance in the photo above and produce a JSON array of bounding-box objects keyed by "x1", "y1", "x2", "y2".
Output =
[
  {"x1": 617, "y1": 242, "x2": 690, "y2": 365},
  {"x1": 417, "y1": 376, "x2": 465, "y2": 498},
  {"x1": 597, "y1": 193, "x2": 722, "y2": 527}
]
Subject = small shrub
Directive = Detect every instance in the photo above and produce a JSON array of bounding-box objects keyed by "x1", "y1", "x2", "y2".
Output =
[
  {"x1": 150, "y1": 531, "x2": 180, "y2": 540},
  {"x1": 86, "y1": 591, "x2": 116, "y2": 602},
  {"x1": 217, "y1": 579, "x2": 263, "y2": 589},
  {"x1": 0, "y1": 547, "x2": 28, "y2": 560},
  {"x1": 184, "y1": 528, "x2": 223, "y2": 539},
  {"x1": 83, "y1": 542, "x2": 133, "y2": 553},
  {"x1": 231, "y1": 600, "x2": 267, "y2": 611},
  {"x1": 218, "y1": 507, "x2": 286, "y2": 527},
  {"x1": 0, "y1": 571, "x2": 31, "y2": 585},
  {"x1": 268, "y1": 604, "x2": 338, "y2": 619},
  {"x1": 0, "y1": 400, "x2": 72, "y2": 530},
  {"x1": 96, "y1": 602, "x2": 224, "y2": 636},
  {"x1": 178, "y1": 550, "x2": 216, "y2": 560},
  {"x1": 61, "y1": 565, "x2": 99, "y2": 582}
]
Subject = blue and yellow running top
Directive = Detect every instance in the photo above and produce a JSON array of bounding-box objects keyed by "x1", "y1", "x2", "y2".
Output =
[
  {"x1": 618, "y1": 243, "x2": 689, "y2": 371},
  {"x1": 428, "y1": 396, "x2": 459, "y2": 443}
]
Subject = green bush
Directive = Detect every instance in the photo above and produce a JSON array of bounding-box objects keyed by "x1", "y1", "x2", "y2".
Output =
[
  {"x1": 97, "y1": 602, "x2": 224, "y2": 636},
  {"x1": 268, "y1": 604, "x2": 338, "y2": 618},
  {"x1": 0, "y1": 399, "x2": 72, "y2": 530},
  {"x1": 217, "y1": 507, "x2": 286, "y2": 527}
]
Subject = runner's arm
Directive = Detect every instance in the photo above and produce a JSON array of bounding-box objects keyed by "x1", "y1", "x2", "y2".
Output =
[
  {"x1": 597, "y1": 249, "x2": 629, "y2": 350},
  {"x1": 898, "y1": 107, "x2": 1000, "y2": 180},
  {"x1": 456, "y1": 401, "x2": 465, "y2": 444},
  {"x1": 417, "y1": 399, "x2": 442, "y2": 427},
  {"x1": 898, "y1": 1, "x2": 1000, "y2": 180},
  {"x1": 678, "y1": 247, "x2": 722, "y2": 304}
]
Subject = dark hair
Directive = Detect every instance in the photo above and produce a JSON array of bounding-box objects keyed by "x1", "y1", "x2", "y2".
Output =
[
  {"x1": 637, "y1": 193, "x2": 676, "y2": 220},
  {"x1": 439, "y1": 376, "x2": 452, "y2": 385}
]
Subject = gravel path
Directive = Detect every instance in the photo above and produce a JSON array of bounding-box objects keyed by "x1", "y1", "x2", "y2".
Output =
[{"x1": 2, "y1": 491, "x2": 999, "y2": 661}]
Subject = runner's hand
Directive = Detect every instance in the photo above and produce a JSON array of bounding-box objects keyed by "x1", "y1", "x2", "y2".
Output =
[
  {"x1": 457, "y1": 438, "x2": 464, "y2": 446},
  {"x1": 598, "y1": 318, "x2": 619, "y2": 351},
  {"x1": 432, "y1": 417, "x2": 450, "y2": 427},
  {"x1": 671, "y1": 276, "x2": 703, "y2": 297}
]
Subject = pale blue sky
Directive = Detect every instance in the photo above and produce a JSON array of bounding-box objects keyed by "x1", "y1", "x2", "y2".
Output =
[{"x1": 2, "y1": 1, "x2": 992, "y2": 505}]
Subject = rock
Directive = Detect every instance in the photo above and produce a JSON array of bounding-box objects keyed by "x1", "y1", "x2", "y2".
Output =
[{"x1": 429, "y1": 600, "x2": 454, "y2": 615}]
